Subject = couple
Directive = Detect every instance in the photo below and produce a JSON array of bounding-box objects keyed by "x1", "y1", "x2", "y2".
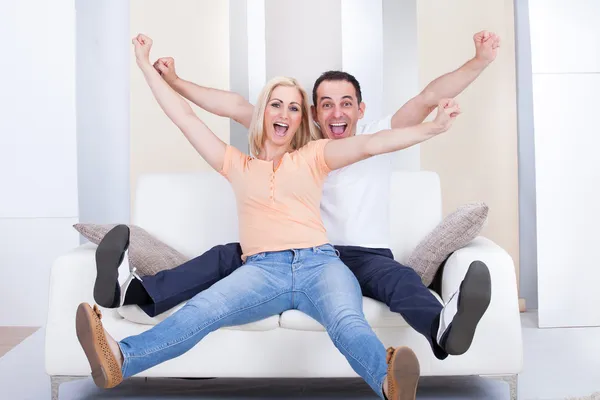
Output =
[{"x1": 76, "y1": 30, "x2": 500, "y2": 400}]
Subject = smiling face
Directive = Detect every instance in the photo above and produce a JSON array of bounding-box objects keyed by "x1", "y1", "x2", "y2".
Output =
[
  {"x1": 262, "y1": 85, "x2": 304, "y2": 149},
  {"x1": 312, "y1": 79, "x2": 365, "y2": 140}
]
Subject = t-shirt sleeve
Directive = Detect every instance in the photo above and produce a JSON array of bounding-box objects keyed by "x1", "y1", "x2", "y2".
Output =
[
  {"x1": 219, "y1": 145, "x2": 247, "y2": 180},
  {"x1": 299, "y1": 139, "x2": 332, "y2": 179},
  {"x1": 356, "y1": 115, "x2": 393, "y2": 136}
]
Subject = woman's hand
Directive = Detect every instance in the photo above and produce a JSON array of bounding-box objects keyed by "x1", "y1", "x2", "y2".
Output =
[
  {"x1": 132, "y1": 33, "x2": 153, "y2": 67},
  {"x1": 432, "y1": 98, "x2": 461, "y2": 134}
]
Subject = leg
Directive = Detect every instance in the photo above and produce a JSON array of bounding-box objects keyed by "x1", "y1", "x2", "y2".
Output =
[
  {"x1": 337, "y1": 246, "x2": 446, "y2": 359},
  {"x1": 295, "y1": 245, "x2": 419, "y2": 399},
  {"x1": 76, "y1": 257, "x2": 291, "y2": 388},
  {"x1": 92, "y1": 222, "x2": 243, "y2": 316},
  {"x1": 127, "y1": 243, "x2": 244, "y2": 317}
]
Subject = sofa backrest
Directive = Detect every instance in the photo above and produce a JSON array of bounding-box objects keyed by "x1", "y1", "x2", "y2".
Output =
[{"x1": 132, "y1": 170, "x2": 442, "y2": 263}]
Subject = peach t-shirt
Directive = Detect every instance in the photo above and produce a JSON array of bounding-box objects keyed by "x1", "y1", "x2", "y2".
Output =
[{"x1": 220, "y1": 139, "x2": 332, "y2": 260}]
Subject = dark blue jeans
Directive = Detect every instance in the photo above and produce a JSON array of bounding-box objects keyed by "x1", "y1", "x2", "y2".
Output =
[{"x1": 125, "y1": 242, "x2": 447, "y2": 359}]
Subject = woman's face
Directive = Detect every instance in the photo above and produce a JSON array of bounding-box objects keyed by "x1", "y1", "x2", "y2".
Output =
[{"x1": 263, "y1": 85, "x2": 303, "y2": 149}]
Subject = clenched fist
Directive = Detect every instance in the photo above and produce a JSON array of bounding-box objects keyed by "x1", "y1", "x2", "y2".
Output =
[
  {"x1": 132, "y1": 33, "x2": 153, "y2": 65},
  {"x1": 433, "y1": 99, "x2": 461, "y2": 133},
  {"x1": 473, "y1": 30, "x2": 500, "y2": 64},
  {"x1": 153, "y1": 57, "x2": 178, "y2": 85}
]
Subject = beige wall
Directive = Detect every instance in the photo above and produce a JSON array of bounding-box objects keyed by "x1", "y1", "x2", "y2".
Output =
[
  {"x1": 417, "y1": 0, "x2": 520, "y2": 285},
  {"x1": 130, "y1": 0, "x2": 230, "y2": 206}
]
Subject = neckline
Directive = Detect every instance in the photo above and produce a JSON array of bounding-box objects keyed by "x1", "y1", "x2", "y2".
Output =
[{"x1": 252, "y1": 152, "x2": 288, "y2": 172}]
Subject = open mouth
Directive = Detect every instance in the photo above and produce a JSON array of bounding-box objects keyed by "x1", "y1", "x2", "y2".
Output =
[
  {"x1": 329, "y1": 122, "x2": 348, "y2": 137},
  {"x1": 273, "y1": 122, "x2": 289, "y2": 137}
]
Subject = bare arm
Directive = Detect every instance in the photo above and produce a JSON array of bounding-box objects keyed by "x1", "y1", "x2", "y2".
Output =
[
  {"x1": 134, "y1": 35, "x2": 226, "y2": 171},
  {"x1": 154, "y1": 57, "x2": 254, "y2": 129},
  {"x1": 325, "y1": 100, "x2": 460, "y2": 171},
  {"x1": 391, "y1": 31, "x2": 500, "y2": 129}
]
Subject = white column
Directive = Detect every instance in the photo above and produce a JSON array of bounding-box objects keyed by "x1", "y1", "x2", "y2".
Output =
[
  {"x1": 342, "y1": 0, "x2": 420, "y2": 170},
  {"x1": 76, "y1": 0, "x2": 130, "y2": 227},
  {"x1": 341, "y1": 0, "x2": 384, "y2": 123},
  {"x1": 530, "y1": 0, "x2": 600, "y2": 327}
]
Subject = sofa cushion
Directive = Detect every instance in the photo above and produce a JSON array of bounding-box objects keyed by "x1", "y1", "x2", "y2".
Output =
[
  {"x1": 117, "y1": 302, "x2": 280, "y2": 331},
  {"x1": 406, "y1": 202, "x2": 488, "y2": 287},
  {"x1": 279, "y1": 293, "x2": 443, "y2": 331},
  {"x1": 73, "y1": 223, "x2": 190, "y2": 277},
  {"x1": 118, "y1": 292, "x2": 444, "y2": 331}
]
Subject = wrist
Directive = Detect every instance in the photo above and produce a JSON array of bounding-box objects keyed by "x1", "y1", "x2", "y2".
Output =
[
  {"x1": 136, "y1": 58, "x2": 152, "y2": 70},
  {"x1": 470, "y1": 56, "x2": 490, "y2": 70},
  {"x1": 167, "y1": 76, "x2": 181, "y2": 87},
  {"x1": 426, "y1": 121, "x2": 447, "y2": 135}
]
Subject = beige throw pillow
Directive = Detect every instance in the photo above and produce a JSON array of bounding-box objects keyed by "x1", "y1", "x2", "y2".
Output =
[
  {"x1": 73, "y1": 223, "x2": 189, "y2": 277},
  {"x1": 406, "y1": 202, "x2": 488, "y2": 286}
]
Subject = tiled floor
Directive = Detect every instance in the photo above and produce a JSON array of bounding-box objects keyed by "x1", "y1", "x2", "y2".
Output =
[{"x1": 0, "y1": 327, "x2": 39, "y2": 358}]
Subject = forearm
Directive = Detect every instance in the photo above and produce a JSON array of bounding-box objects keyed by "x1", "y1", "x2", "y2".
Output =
[
  {"x1": 421, "y1": 57, "x2": 489, "y2": 105},
  {"x1": 366, "y1": 122, "x2": 442, "y2": 156},
  {"x1": 391, "y1": 58, "x2": 488, "y2": 129},
  {"x1": 171, "y1": 78, "x2": 253, "y2": 127},
  {"x1": 138, "y1": 62, "x2": 197, "y2": 127},
  {"x1": 325, "y1": 122, "x2": 442, "y2": 170}
]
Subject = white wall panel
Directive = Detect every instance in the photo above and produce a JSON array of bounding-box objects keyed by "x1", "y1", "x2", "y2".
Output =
[
  {"x1": 529, "y1": 0, "x2": 600, "y2": 74},
  {"x1": 0, "y1": 0, "x2": 78, "y2": 219},
  {"x1": 534, "y1": 73, "x2": 600, "y2": 327}
]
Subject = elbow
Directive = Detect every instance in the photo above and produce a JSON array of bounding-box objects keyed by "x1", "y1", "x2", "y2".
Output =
[{"x1": 420, "y1": 90, "x2": 438, "y2": 109}]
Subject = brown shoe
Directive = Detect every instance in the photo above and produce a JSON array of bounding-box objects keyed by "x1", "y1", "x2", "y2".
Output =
[
  {"x1": 385, "y1": 346, "x2": 420, "y2": 400},
  {"x1": 75, "y1": 303, "x2": 123, "y2": 388}
]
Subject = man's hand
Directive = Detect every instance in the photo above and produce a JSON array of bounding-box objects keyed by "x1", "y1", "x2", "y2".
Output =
[
  {"x1": 132, "y1": 34, "x2": 153, "y2": 67},
  {"x1": 473, "y1": 30, "x2": 500, "y2": 65},
  {"x1": 153, "y1": 57, "x2": 179, "y2": 85},
  {"x1": 432, "y1": 99, "x2": 461, "y2": 134}
]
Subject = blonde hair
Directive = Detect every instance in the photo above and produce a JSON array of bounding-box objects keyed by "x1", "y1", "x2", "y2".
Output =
[{"x1": 248, "y1": 76, "x2": 320, "y2": 157}]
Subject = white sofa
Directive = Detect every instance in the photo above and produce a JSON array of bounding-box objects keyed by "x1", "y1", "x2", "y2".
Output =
[{"x1": 45, "y1": 171, "x2": 523, "y2": 399}]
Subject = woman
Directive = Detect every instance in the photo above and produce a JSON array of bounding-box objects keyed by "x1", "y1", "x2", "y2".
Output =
[{"x1": 75, "y1": 34, "x2": 460, "y2": 400}]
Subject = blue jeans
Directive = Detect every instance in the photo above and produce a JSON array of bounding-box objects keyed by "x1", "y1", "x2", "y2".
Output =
[{"x1": 118, "y1": 244, "x2": 388, "y2": 397}]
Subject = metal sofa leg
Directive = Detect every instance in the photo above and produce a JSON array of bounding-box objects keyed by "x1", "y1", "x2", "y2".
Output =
[
  {"x1": 50, "y1": 375, "x2": 85, "y2": 400},
  {"x1": 481, "y1": 374, "x2": 518, "y2": 400}
]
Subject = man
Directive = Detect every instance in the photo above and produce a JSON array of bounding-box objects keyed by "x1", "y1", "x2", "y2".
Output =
[{"x1": 94, "y1": 30, "x2": 499, "y2": 365}]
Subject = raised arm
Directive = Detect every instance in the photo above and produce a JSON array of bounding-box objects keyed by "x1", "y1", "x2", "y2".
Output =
[
  {"x1": 325, "y1": 99, "x2": 460, "y2": 171},
  {"x1": 133, "y1": 34, "x2": 226, "y2": 171},
  {"x1": 391, "y1": 31, "x2": 500, "y2": 129},
  {"x1": 153, "y1": 57, "x2": 254, "y2": 129}
]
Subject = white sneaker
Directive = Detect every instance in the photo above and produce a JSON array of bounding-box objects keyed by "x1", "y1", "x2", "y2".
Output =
[{"x1": 436, "y1": 260, "x2": 491, "y2": 355}]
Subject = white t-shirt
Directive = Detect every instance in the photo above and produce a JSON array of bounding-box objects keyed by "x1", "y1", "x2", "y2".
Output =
[{"x1": 320, "y1": 116, "x2": 395, "y2": 248}]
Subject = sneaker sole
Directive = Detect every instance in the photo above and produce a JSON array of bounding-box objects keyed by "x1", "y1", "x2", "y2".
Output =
[
  {"x1": 75, "y1": 303, "x2": 123, "y2": 388},
  {"x1": 389, "y1": 347, "x2": 420, "y2": 400},
  {"x1": 94, "y1": 225, "x2": 130, "y2": 308},
  {"x1": 444, "y1": 260, "x2": 491, "y2": 355}
]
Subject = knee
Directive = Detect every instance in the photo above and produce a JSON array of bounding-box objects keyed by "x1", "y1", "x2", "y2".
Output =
[
  {"x1": 327, "y1": 309, "x2": 371, "y2": 338},
  {"x1": 391, "y1": 266, "x2": 423, "y2": 285}
]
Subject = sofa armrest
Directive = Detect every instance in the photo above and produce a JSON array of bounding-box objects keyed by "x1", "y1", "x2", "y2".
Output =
[
  {"x1": 45, "y1": 243, "x2": 102, "y2": 375},
  {"x1": 440, "y1": 236, "x2": 523, "y2": 371},
  {"x1": 441, "y1": 236, "x2": 518, "y2": 303},
  {"x1": 47, "y1": 243, "x2": 98, "y2": 323}
]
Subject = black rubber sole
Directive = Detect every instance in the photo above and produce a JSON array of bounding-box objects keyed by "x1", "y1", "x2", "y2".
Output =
[
  {"x1": 443, "y1": 260, "x2": 491, "y2": 355},
  {"x1": 93, "y1": 225, "x2": 130, "y2": 308}
]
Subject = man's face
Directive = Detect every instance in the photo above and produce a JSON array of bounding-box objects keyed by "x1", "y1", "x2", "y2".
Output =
[{"x1": 312, "y1": 80, "x2": 365, "y2": 140}]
